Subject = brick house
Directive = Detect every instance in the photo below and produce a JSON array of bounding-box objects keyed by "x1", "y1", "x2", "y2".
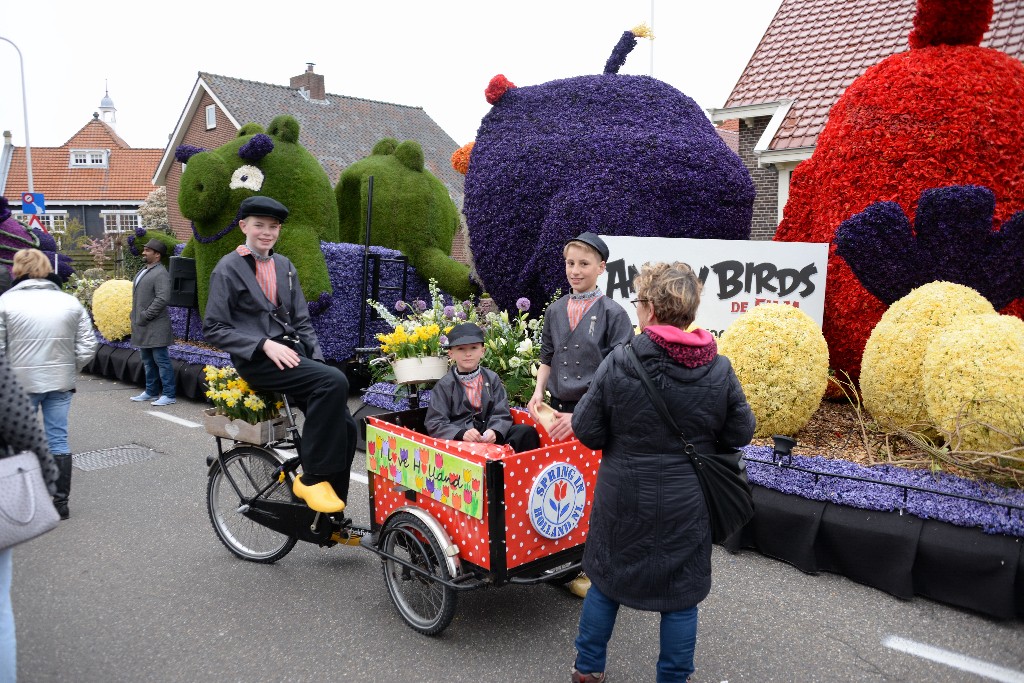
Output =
[
  {"x1": 153, "y1": 65, "x2": 468, "y2": 259},
  {"x1": 709, "y1": 0, "x2": 1024, "y2": 240},
  {"x1": 0, "y1": 92, "x2": 161, "y2": 243}
]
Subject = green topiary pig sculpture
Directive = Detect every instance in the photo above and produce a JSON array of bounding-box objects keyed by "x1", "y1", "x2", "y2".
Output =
[
  {"x1": 177, "y1": 115, "x2": 339, "y2": 315},
  {"x1": 336, "y1": 138, "x2": 474, "y2": 299}
]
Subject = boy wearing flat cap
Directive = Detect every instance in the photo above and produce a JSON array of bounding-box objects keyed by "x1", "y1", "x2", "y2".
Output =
[
  {"x1": 425, "y1": 322, "x2": 539, "y2": 453},
  {"x1": 204, "y1": 195, "x2": 357, "y2": 514},
  {"x1": 528, "y1": 232, "x2": 633, "y2": 442},
  {"x1": 130, "y1": 238, "x2": 176, "y2": 406}
]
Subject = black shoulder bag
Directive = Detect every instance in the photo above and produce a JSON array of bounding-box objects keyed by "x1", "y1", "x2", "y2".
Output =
[{"x1": 623, "y1": 343, "x2": 754, "y2": 544}]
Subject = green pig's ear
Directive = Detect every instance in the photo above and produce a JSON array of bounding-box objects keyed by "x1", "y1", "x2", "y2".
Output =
[
  {"x1": 238, "y1": 123, "x2": 265, "y2": 136},
  {"x1": 393, "y1": 140, "x2": 424, "y2": 172},
  {"x1": 267, "y1": 115, "x2": 300, "y2": 143},
  {"x1": 371, "y1": 138, "x2": 399, "y2": 156}
]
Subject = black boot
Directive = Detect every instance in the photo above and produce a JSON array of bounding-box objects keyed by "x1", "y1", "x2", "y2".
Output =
[{"x1": 53, "y1": 453, "x2": 72, "y2": 520}]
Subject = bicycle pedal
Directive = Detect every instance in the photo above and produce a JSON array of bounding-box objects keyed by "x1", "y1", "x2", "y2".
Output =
[{"x1": 330, "y1": 530, "x2": 362, "y2": 546}]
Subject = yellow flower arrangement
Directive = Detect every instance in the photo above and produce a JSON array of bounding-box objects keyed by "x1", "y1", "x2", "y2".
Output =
[
  {"x1": 719, "y1": 303, "x2": 829, "y2": 437},
  {"x1": 860, "y1": 282, "x2": 995, "y2": 430},
  {"x1": 203, "y1": 365, "x2": 283, "y2": 424},
  {"x1": 91, "y1": 279, "x2": 133, "y2": 341},
  {"x1": 923, "y1": 314, "x2": 1024, "y2": 455},
  {"x1": 376, "y1": 322, "x2": 448, "y2": 360}
]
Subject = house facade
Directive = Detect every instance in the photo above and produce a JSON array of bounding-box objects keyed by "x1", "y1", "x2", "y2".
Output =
[
  {"x1": 710, "y1": 0, "x2": 1024, "y2": 240},
  {"x1": 154, "y1": 65, "x2": 467, "y2": 255},
  {"x1": 0, "y1": 92, "x2": 161, "y2": 244}
]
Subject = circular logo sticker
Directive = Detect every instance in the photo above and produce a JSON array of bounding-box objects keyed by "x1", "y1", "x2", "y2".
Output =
[{"x1": 528, "y1": 462, "x2": 587, "y2": 539}]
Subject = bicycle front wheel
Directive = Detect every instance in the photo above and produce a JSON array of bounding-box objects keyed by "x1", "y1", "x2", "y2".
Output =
[{"x1": 207, "y1": 446, "x2": 298, "y2": 563}]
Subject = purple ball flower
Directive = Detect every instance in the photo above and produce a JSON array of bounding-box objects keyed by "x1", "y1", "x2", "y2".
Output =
[
  {"x1": 414, "y1": 299, "x2": 427, "y2": 311},
  {"x1": 439, "y1": 335, "x2": 449, "y2": 347},
  {"x1": 395, "y1": 300, "x2": 407, "y2": 312},
  {"x1": 516, "y1": 297, "x2": 531, "y2": 312},
  {"x1": 456, "y1": 311, "x2": 467, "y2": 320},
  {"x1": 443, "y1": 305, "x2": 456, "y2": 318}
]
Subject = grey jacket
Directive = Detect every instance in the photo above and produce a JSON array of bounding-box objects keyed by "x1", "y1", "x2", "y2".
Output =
[
  {"x1": 425, "y1": 367, "x2": 514, "y2": 441},
  {"x1": 203, "y1": 251, "x2": 322, "y2": 361},
  {"x1": 0, "y1": 277, "x2": 97, "y2": 394},
  {"x1": 130, "y1": 263, "x2": 173, "y2": 348},
  {"x1": 540, "y1": 294, "x2": 634, "y2": 402},
  {"x1": 572, "y1": 332, "x2": 755, "y2": 612}
]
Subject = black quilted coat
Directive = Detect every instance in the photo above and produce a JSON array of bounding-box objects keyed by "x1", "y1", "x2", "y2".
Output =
[{"x1": 572, "y1": 332, "x2": 755, "y2": 612}]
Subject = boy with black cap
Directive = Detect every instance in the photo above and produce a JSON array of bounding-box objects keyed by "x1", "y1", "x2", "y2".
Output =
[
  {"x1": 425, "y1": 322, "x2": 539, "y2": 453},
  {"x1": 527, "y1": 232, "x2": 633, "y2": 442},
  {"x1": 129, "y1": 238, "x2": 175, "y2": 406},
  {"x1": 204, "y1": 195, "x2": 357, "y2": 514}
]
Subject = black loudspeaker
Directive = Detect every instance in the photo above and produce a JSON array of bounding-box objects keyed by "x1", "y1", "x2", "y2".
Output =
[{"x1": 167, "y1": 256, "x2": 198, "y2": 308}]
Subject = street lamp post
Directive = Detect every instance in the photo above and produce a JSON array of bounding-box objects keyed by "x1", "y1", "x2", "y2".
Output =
[{"x1": 0, "y1": 35, "x2": 34, "y2": 192}]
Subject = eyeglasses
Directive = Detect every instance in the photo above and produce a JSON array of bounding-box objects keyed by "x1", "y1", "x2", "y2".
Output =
[{"x1": 630, "y1": 299, "x2": 650, "y2": 308}]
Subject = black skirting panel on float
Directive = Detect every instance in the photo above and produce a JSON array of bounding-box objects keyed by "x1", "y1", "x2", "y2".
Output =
[
  {"x1": 84, "y1": 345, "x2": 209, "y2": 400},
  {"x1": 723, "y1": 486, "x2": 1023, "y2": 620}
]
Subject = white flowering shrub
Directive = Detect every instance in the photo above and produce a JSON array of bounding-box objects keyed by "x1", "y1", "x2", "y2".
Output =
[
  {"x1": 719, "y1": 304, "x2": 829, "y2": 437},
  {"x1": 860, "y1": 282, "x2": 995, "y2": 430},
  {"x1": 923, "y1": 314, "x2": 1024, "y2": 455}
]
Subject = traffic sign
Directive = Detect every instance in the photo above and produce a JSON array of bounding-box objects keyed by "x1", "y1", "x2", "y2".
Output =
[
  {"x1": 26, "y1": 215, "x2": 46, "y2": 232},
  {"x1": 21, "y1": 192, "x2": 45, "y2": 214}
]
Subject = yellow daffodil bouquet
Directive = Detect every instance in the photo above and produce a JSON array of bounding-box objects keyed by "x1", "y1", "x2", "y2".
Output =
[
  {"x1": 203, "y1": 365, "x2": 283, "y2": 424},
  {"x1": 368, "y1": 279, "x2": 473, "y2": 363}
]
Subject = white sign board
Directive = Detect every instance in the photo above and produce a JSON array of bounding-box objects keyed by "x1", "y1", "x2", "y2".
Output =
[{"x1": 597, "y1": 237, "x2": 829, "y2": 337}]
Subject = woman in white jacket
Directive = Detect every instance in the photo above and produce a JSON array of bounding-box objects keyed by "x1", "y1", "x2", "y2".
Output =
[{"x1": 0, "y1": 249, "x2": 97, "y2": 519}]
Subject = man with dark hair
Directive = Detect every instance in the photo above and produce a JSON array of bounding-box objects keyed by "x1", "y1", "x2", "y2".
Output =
[{"x1": 130, "y1": 239, "x2": 176, "y2": 406}]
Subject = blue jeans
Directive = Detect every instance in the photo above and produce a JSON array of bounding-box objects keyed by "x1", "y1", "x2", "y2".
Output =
[
  {"x1": 29, "y1": 390, "x2": 73, "y2": 454},
  {"x1": 139, "y1": 346, "x2": 175, "y2": 399},
  {"x1": 0, "y1": 548, "x2": 15, "y2": 682},
  {"x1": 575, "y1": 582, "x2": 698, "y2": 682}
]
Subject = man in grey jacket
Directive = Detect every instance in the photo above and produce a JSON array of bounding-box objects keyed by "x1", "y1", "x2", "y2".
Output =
[
  {"x1": 0, "y1": 248, "x2": 97, "y2": 519},
  {"x1": 130, "y1": 239, "x2": 175, "y2": 406}
]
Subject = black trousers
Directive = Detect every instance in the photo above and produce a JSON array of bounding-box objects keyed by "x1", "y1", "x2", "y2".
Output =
[
  {"x1": 502, "y1": 424, "x2": 540, "y2": 453},
  {"x1": 234, "y1": 353, "x2": 356, "y2": 502}
]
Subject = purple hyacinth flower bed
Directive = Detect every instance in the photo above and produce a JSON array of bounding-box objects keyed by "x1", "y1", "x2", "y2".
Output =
[
  {"x1": 362, "y1": 382, "x2": 432, "y2": 412},
  {"x1": 743, "y1": 446, "x2": 1024, "y2": 536}
]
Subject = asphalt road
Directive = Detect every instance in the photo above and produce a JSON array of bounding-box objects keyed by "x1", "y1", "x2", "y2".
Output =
[{"x1": 10, "y1": 373, "x2": 1024, "y2": 682}]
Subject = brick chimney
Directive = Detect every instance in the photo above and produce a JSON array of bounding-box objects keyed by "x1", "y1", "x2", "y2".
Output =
[{"x1": 290, "y1": 63, "x2": 325, "y2": 101}]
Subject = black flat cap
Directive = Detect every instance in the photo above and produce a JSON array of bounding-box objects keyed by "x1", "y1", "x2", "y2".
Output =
[
  {"x1": 569, "y1": 231, "x2": 609, "y2": 261},
  {"x1": 143, "y1": 238, "x2": 167, "y2": 257},
  {"x1": 238, "y1": 196, "x2": 289, "y2": 223},
  {"x1": 446, "y1": 322, "x2": 485, "y2": 348}
]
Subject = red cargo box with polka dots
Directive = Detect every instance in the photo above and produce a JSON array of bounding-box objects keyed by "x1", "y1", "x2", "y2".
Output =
[{"x1": 365, "y1": 407, "x2": 596, "y2": 579}]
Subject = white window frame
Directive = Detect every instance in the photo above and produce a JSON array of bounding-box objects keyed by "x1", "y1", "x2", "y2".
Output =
[
  {"x1": 205, "y1": 104, "x2": 217, "y2": 130},
  {"x1": 100, "y1": 210, "x2": 141, "y2": 234},
  {"x1": 69, "y1": 149, "x2": 108, "y2": 168},
  {"x1": 10, "y1": 210, "x2": 67, "y2": 233}
]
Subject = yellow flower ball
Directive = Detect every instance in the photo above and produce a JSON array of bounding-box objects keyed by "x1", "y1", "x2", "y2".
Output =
[
  {"x1": 719, "y1": 304, "x2": 829, "y2": 437},
  {"x1": 91, "y1": 279, "x2": 133, "y2": 341},
  {"x1": 923, "y1": 314, "x2": 1024, "y2": 455},
  {"x1": 860, "y1": 282, "x2": 995, "y2": 430}
]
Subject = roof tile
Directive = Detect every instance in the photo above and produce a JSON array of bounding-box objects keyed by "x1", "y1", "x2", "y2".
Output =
[{"x1": 724, "y1": 0, "x2": 1024, "y2": 151}]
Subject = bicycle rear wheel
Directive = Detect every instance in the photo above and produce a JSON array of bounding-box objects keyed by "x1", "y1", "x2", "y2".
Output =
[
  {"x1": 207, "y1": 445, "x2": 298, "y2": 563},
  {"x1": 381, "y1": 511, "x2": 457, "y2": 635}
]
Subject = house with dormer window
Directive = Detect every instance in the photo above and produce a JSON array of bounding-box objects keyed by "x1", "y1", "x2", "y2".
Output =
[{"x1": 0, "y1": 90, "x2": 162, "y2": 244}]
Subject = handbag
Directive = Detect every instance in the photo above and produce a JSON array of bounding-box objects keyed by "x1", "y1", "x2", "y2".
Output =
[
  {"x1": 624, "y1": 344, "x2": 754, "y2": 543},
  {"x1": 0, "y1": 451, "x2": 60, "y2": 551}
]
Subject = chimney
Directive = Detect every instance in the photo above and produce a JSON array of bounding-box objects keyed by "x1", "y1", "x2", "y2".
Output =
[{"x1": 290, "y1": 63, "x2": 325, "y2": 101}]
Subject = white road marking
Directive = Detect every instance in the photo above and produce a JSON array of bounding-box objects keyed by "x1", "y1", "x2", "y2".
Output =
[
  {"x1": 351, "y1": 471, "x2": 368, "y2": 485},
  {"x1": 146, "y1": 411, "x2": 203, "y2": 428},
  {"x1": 883, "y1": 636, "x2": 1024, "y2": 683}
]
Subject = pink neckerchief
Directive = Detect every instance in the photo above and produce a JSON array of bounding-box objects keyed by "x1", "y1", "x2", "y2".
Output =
[
  {"x1": 643, "y1": 325, "x2": 717, "y2": 368},
  {"x1": 236, "y1": 244, "x2": 277, "y2": 305}
]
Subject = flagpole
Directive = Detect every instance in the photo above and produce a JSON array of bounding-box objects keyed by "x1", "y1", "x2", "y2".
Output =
[{"x1": 0, "y1": 36, "x2": 33, "y2": 192}]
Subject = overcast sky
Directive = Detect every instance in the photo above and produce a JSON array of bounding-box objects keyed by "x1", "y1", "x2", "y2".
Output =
[{"x1": 0, "y1": 0, "x2": 782, "y2": 153}]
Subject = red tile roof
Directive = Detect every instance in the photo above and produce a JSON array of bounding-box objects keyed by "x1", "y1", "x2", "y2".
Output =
[
  {"x1": 724, "y1": 0, "x2": 1024, "y2": 151},
  {"x1": 3, "y1": 119, "x2": 161, "y2": 201}
]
